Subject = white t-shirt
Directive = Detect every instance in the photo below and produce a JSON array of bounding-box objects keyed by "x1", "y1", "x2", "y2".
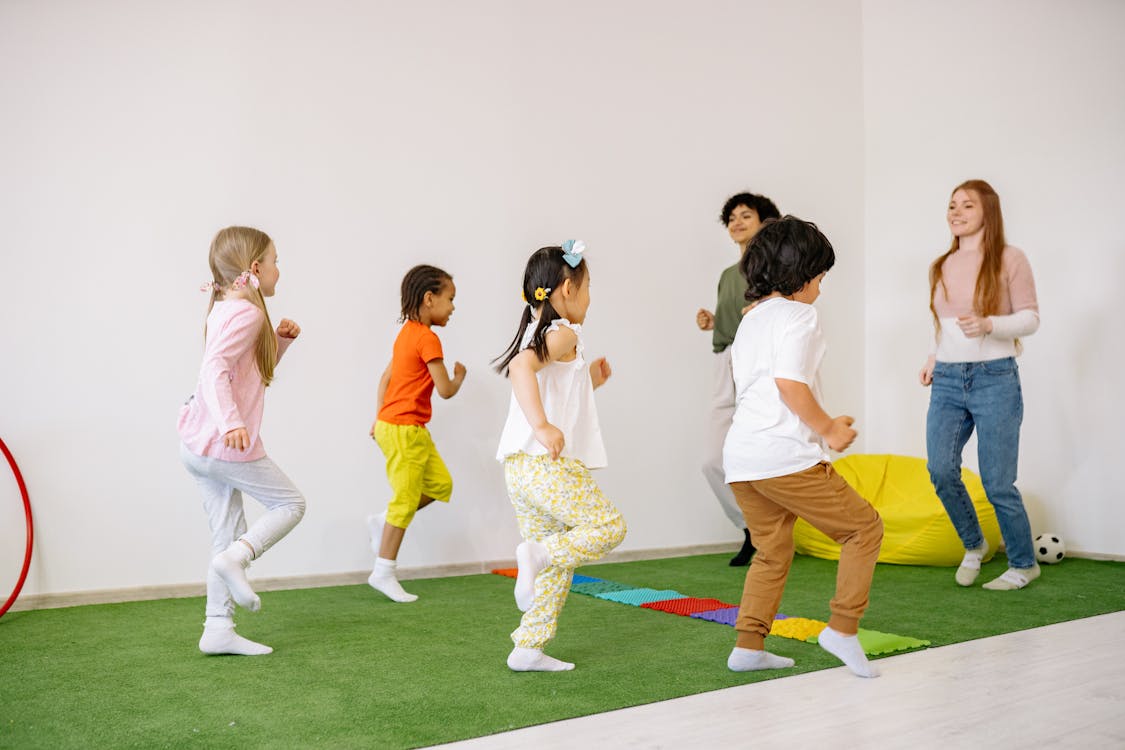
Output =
[
  {"x1": 496, "y1": 318, "x2": 607, "y2": 468},
  {"x1": 723, "y1": 297, "x2": 830, "y2": 482}
]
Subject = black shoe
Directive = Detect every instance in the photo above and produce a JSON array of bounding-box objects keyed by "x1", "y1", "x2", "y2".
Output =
[{"x1": 729, "y1": 528, "x2": 756, "y2": 566}]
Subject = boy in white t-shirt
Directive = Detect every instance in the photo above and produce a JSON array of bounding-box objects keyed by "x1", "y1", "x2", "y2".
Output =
[{"x1": 722, "y1": 216, "x2": 884, "y2": 678}]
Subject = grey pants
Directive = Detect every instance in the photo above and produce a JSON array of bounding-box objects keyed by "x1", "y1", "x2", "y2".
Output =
[
  {"x1": 180, "y1": 444, "x2": 306, "y2": 618},
  {"x1": 703, "y1": 348, "x2": 745, "y2": 530}
]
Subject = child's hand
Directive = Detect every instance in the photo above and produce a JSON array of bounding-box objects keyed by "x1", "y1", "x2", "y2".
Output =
[
  {"x1": 277, "y1": 318, "x2": 301, "y2": 339},
  {"x1": 824, "y1": 416, "x2": 857, "y2": 452},
  {"x1": 919, "y1": 355, "x2": 936, "y2": 386},
  {"x1": 453, "y1": 361, "x2": 467, "y2": 382},
  {"x1": 223, "y1": 427, "x2": 251, "y2": 452},
  {"x1": 590, "y1": 357, "x2": 612, "y2": 388},
  {"x1": 534, "y1": 423, "x2": 565, "y2": 460},
  {"x1": 696, "y1": 308, "x2": 715, "y2": 331},
  {"x1": 956, "y1": 315, "x2": 992, "y2": 338}
]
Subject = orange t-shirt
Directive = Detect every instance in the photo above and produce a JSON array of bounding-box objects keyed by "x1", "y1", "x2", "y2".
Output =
[{"x1": 378, "y1": 320, "x2": 444, "y2": 426}]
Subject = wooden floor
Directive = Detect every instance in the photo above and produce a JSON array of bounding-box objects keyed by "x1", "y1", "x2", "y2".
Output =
[{"x1": 434, "y1": 610, "x2": 1125, "y2": 749}]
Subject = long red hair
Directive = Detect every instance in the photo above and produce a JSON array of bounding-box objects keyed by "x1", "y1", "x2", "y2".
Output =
[{"x1": 929, "y1": 179, "x2": 1007, "y2": 331}]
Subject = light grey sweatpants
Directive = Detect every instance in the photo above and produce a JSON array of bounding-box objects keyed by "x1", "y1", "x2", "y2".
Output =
[
  {"x1": 180, "y1": 444, "x2": 306, "y2": 618},
  {"x1": 702, "y1": 348, "x2": 746, "y2": 530}
]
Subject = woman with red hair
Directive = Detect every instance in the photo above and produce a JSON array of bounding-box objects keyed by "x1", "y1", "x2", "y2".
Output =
[{"x1": 920, "y1": 180, "x2": 1040, "y2": 590}]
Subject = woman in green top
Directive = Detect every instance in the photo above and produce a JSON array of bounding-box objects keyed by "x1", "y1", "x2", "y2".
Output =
[{"x1": 696, "y1": 191, "x2": 781, "y2": 565}]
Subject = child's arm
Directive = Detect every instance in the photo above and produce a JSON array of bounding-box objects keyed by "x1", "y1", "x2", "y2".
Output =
[
  {"x1": 509, "y1": 348, "x2": 564, "y2": 459},
  {"x1": 375, "y1": 361, "x2": 392, "y2": 413},
  {"x1": 274, "y1": 318, "x2": 300, "y2": 364},
  {"x1": 427, "y1": 359, "x2": 467, "y2": 399},
  {"x1": 589, "y1": 357, "x2": 612, "y2": 389},
  {"x1": 775, "y1": 378, "x2": 857, "y2": 452},
  {"x1": 372, "y1": 361, "x2": 392, "y2": 436}
]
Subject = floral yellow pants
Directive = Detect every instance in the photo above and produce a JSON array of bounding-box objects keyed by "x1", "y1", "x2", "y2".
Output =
[{"x1": 504, "y1": 453, "x2": 627, "y2": 649}]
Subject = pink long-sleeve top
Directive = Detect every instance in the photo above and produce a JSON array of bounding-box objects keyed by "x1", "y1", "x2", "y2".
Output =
[
  {"x1": 178, "y1": 299, "x2": 292, "y2": 462},
  {"x1": 931, "y1": 245, "x2": 1039, "y2": 362}
]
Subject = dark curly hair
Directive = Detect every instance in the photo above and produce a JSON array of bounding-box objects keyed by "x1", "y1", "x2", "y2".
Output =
[
  {"x1": 400, "y1": 264, "x2": 452, "y2": 323},
  {"x1": 492, "y1": 246, "x2": 588, "y2": 376},
  {"x1": 720, "y1": 192, "x2": 781, "y2": 226},
  {"x1": 740, "y1": 216, "x2": 835, "y2": 304}
]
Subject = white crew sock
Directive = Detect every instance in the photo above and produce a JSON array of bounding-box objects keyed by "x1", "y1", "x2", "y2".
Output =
[
  {"x1": 982, "y1": 563, "x2": 1040, "y2": 590},
  {"x1": 366, "y1": 511, "x2": 386, "y2": 557},
  {"x1": 368, "y1": 557, "x2": 418, "y2": 603},
  {"x1": 955, "y1": 540, "x2": 990, "y2": 587},
  {"x1": 818, "y1": 627, "x2": 879, "y2": 678},
  {"x1": 198, "y1": 618, "x2": 272, "y2": 656},
  {"x1": 514, "y1": 541, "x2": 550, "y2": 612},
  {"x1": 211, "y1": 540, "x2": 261, "y2": 612},
  {"x1": 727, "y1": 647, "x2": 796, "y2": 672},
  {"x1": 507, "y1": 647, "x2": 574, "y2": 672}
]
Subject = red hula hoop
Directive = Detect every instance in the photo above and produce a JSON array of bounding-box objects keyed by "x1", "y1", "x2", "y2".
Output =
[{"x1": 0, "y1": 437, "x2": 33, "y2": 618}]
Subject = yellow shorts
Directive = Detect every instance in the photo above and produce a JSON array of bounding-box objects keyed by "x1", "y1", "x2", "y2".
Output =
[{"x1": 373, "y1": 420, "x2": 453, "y2": 528}]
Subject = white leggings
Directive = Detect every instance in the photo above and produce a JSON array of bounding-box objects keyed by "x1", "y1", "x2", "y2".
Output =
[{"x1": 180, "y1": 444, "x2": 306, "y2": 618}]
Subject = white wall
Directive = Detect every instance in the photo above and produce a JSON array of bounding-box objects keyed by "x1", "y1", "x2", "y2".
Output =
[
  {"x1": 0, "y1": 0, "x2": 866, "y2": 598},
  {"x1": 862, "y1": 0, "x2": 1125, "y2": 556}
]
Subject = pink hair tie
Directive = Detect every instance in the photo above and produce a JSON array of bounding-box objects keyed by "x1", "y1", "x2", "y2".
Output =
[
  {"x1": 200, "y1": 281, "x2": 221, "y2": 293},
  {"x1": 231, "y1": 271, "x2": 260, "y2": 291}
]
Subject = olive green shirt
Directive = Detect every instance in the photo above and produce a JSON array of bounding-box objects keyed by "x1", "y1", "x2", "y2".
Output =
[{"x1": 712, "y1": 263, "x2": 748, "y2": 353}]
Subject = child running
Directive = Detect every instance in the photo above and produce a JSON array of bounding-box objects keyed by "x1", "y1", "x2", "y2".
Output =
[
  {"x1": 368, "y1": 264, "x2": 466, "y2": 602},
  {"x1": 723, "y1": 217, "x2": 884, "y2": 678},
  {"x1": 178, "y1": 226, "x2": 306, "y2": 656},
  {"x1": 494, "y1": 241, "x2": 627, "y2": 672}
]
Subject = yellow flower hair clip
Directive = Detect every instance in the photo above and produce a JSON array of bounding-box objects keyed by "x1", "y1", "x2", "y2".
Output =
[{"x1": 533, "y1": 286, "x2": 551, "y2": 301}]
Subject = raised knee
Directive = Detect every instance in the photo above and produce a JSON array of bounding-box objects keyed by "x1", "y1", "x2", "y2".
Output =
[{"x1": 607, "y1": 514, "x2": 627, "y2": 547}]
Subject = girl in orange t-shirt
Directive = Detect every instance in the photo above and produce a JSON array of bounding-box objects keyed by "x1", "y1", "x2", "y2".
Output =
[{"x1": 368, "y1": 265, "x2": 466, "y2": 602}]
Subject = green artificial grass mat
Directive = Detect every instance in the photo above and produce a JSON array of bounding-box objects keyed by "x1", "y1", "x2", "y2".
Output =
[{"x1": 2, "y1": 553, "x2": 1123, "y2": 749}]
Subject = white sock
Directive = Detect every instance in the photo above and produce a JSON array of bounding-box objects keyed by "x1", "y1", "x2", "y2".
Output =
[
  {"x1": 368, "y1": 557, "x2": 418, "y2": 603},
  {"x1": 955, "y1": 540, "x2": 990, "y2": 586},
  {"x1": 198, "y1": 618, "x2": 272, "y2": 656},
  {"x1": 211, "y1": 541, "x2": 261, "y2": 612},
  {"x1": 818, "y1": 627, "x2": 879, "y2": 678},
  {"x1": 727, "y1": 647, "x2": 796, "y2": 672},
  {"x1": 366, "y1": 511, "x2": 386, "y2": 557},
  {"x1": 514, "y1": 541, "x2": 550, "y2": 612},
  {"x1": 982, "y1": 563, "x2": 1041, "y2": 590},
  {"x1": 507, "y1": 647, "x2": 574, "y2": 672}
]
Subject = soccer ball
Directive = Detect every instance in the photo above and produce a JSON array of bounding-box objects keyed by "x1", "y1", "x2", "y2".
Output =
[{"x1": 1035, "y1": 533, "x2": 1066, "y2": 564}]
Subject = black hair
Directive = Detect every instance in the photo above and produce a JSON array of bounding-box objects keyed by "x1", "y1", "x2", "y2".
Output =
[
  {"x1": 740, "y1": 216, "x2": 835, "y2": 304},
  {"x1": 492, "y1": 246, "x2": 588, "y2": 376},
  {"x1": 400, "y1": 264, "x2": 452, "y2": 323},
  {"x1": 720, "y1": 192, "x2": 781, "y2": 225}
]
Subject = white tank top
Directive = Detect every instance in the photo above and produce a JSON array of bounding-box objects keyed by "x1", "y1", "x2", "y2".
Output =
[{"x1": 496, "y1": 318, "x2": 607, "y2": 468}]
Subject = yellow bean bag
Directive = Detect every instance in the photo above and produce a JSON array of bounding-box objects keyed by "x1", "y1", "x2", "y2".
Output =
[{"x1": 793, "y1": 454, "x2": 1001, "y2": 566}]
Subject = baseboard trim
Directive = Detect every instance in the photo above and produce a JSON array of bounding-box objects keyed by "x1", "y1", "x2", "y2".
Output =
[{"x1": 7, "y1": 542, "x2": 740, "y2": 613}]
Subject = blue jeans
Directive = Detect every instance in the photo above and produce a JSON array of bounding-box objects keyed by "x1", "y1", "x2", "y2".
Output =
[{"x1": 926, "y1": 357, "x2": 1035, "y2": 570}]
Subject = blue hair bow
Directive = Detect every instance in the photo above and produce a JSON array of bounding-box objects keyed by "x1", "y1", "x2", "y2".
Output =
[{"x1": 561, "y1": 239, "x2": 586, "y2": 268}]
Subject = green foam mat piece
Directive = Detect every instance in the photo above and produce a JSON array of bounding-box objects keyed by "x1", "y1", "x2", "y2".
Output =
[
  {"x1": 571, "y1": 580, "x2": 635, "y2": 596},
  {"x1": 594, "y1": 588, "x2": 686, "y2": 606}
]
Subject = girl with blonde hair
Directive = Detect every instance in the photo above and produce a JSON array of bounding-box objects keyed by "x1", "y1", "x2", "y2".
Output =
[{"x1": 178, "y1": 226, "x2": 306, "y2": 655}]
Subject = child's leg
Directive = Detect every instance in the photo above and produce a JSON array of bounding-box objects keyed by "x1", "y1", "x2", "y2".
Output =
[
  {"x1": 207, "y1": 455, "x2": 307, "y2": 612},
  {"x1": 530, "y1": 458, "x2": 626, "y2": 569},
  {"x1": 181, "y1": 446, "x2": 284, "y2": 655},
  {"x1": 504, "y1": 456, "x2": 625, "y2": 670},
  {"x1": 369, "y1": 423, "x2": 429, "y2": 602},
  {"x1": 757, "y1": 463, "x2": 882, "y2": 677},
  {"x1": 728, "y1": 480, "x2": 797, "y2": 670}
]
